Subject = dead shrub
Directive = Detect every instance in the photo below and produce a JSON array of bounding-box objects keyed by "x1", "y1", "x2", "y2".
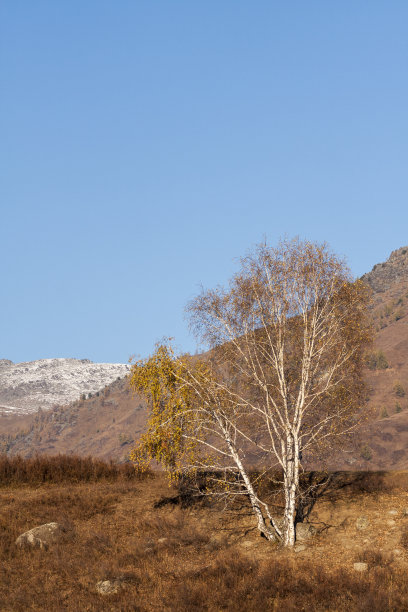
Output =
[
  {"x1": 357, "y1": 548, "x2": 393, "y2": 568},
  {"x1": 400, "y1": 527, "x2": 408, "y2": 550},
  {"x1": 158, "y1": 553, "x2": 408, "y2": 612},
  {"x1": 12, "y1": 488, "x2": 121, "y2": 523},
  {"x1": 0, "y1": 454, "x2": 150, "y2": 486},
  {"x1": 137, "y1": 509, "x2": 210, "y2": 549},
  {"x1": 84, "y1": 532, "x2": 113, "y2": 555}
]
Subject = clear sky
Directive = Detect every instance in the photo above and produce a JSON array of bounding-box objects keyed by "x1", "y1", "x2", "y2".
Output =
[{"x1": 1, "y1": 2, "x2": 407, "y2": 364}]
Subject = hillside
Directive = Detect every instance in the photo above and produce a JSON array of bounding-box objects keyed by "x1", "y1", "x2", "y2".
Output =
[
  {"x1": 1, "y1": 245, "x2": 408, "y2": 468},
  {"x1": 0, "y1": 377, "x2": 147, "y2": 461},
  {"x1": 348, "y1": 246, "x2": 408, "y2": 470},
  {"x1": 0, "y1": 358, "x2": 130, "y2": 415}
]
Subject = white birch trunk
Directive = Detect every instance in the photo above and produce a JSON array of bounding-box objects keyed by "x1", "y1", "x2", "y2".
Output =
[
  {"x1": 283, "y1": 433, "x2": 299, "y2": 547},
  {"x1": 221, "y1": 421, "x2": 278, "y2": 541}
]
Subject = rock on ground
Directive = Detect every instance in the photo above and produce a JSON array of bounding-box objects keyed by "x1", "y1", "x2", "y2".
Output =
[
  {"x1": 353, "y1": 562, "x2": 368, "y2": 572},
  {"x1": 296, "y1": 523, "x2": 317, "y2": 541},
  {"x1": 15, "y1": 522, "x2": 69, "y2": 550},
  {"x1": 96, "y1": 580, "x2": 123, "y2": 595},
  {"x1": 356, "y1": 516, "x2": 370, "y2": 531},
  {"x1": 294, "y1": 544, "x2": 307, "y2": 553}
]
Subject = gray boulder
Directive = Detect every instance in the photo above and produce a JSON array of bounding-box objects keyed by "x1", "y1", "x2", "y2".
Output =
[
  {"x1": 294, "y1": 544, "x2": 307, "y2": 553},
  {"x1": 15, "y1": 522, "x2": 68, "y2": 550},
  {"x1": 296, "y1": 522, "x2": 317, "y2": 541},
  {"x1": 353, "y1": 562, "x2": 368, "y2": 572},
  {"x1": 356, "y1": 516, "x2": 369, "y2": 531},
  {"x1": 96, "y1": 580, "x2": 123, "y2": 595}
]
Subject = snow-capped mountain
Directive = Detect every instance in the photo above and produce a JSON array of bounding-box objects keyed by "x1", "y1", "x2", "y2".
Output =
[{"x1": 0, "y1": 358, "x2": 130, "y2": 414}]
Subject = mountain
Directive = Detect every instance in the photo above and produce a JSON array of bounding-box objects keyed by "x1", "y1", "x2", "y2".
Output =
[
  {"x1": 361, "y1": 246, "x2": 408, "y2": 294},
  {"x1": 347, "y1": 245, "x2": 408, "y2": 470},
  {"x1": 1, "y1": 246, "x2": 408, "y2": 467},
  {"x1": 0, "y1": 376, "x2": 146, "y2": 461},
  {"x1": 0, "y1": 358, "x2": 130, "y2": 415}
]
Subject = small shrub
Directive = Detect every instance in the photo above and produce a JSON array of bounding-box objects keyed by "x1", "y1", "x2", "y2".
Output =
[
  {"x1": 396, "y1": 402, "x2": 402, "y2": 413},
  {"x1": 383, "y1": 304, "x2": 392, "y2": 317},
  {"x1": 357, "y1": 548, "x2": 392, "y2": 568},
  {"x1": 118, "y1": 433, "x2": 134, "y2": 446},
  {"x1": 365, "y1": 350, "x2": 388, "y2": 370},
  {"x1": 381, "y1": 408, "x2": 389, "y2": 419},
  {"x1": 365, "y1": 353, "x2": 377, "y2": 370},
  {"x1": 393, "y1": 383, "x2": 406, "y2": 397},
  {"x1": 376, "y1": 351, "x2": 389, "y2": 369},
  {"x1": 360, "y1": 445, "x2": 372, "y2": 461},
  {"x1": 400, "y1": 528, "x2": 408, "y2": 551},
  {"x1": 395, "y1": 309, "x2": 404, "y2": 321}
]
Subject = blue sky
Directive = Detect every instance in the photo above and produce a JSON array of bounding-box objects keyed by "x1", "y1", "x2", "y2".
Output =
[{"x1": 1, "y1": 2, "x2": 407, "y2": 364}]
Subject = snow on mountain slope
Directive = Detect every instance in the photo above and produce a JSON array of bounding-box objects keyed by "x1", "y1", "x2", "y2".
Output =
[{"x1": 0, "y1": 358, "x2": 130, "y2": 414}]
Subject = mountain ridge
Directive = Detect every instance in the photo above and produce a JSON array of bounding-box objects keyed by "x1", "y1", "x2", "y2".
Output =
[
  {"x1": 361, "y1": 245, "x2": 408, "y2": 294},
  {"x1": 2, "y1": 245, "x2": 408, "y2": 468}
]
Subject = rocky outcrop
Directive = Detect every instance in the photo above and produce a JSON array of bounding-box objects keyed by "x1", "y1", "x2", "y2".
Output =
[
  {"x1": 361, "y1": 246, "x2": 408, "y2": 293},
  {"x1": 0, "y1": 360, "x2": 13, "y2": 368}
]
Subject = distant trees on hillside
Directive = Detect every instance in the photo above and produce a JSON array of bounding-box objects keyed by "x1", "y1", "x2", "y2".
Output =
[{"x1": 365, "y1": 350, "x2": 388, "y2": 370}]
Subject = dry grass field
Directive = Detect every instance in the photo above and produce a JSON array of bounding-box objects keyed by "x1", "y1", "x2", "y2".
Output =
[{"x1": 2, "y1": 456, "x2": 408, "y2": 611}]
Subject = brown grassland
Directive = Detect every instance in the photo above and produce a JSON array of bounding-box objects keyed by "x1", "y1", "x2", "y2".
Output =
[{"x1": 2, "y1": 456, "x2": 408, "y2": 610}]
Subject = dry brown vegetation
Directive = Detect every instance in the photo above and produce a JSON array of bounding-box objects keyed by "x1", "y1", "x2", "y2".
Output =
[
  {"x1": 1, "y1": 456, "x2": 408, "y2": 610},
  {"x1": 0, "y1": 454, "x2": 143, "y2": 486}
]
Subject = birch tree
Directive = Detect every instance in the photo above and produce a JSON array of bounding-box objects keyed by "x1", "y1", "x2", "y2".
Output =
[{"x1": 129, "y1": 238, "x2": 372, "y2": 547}]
